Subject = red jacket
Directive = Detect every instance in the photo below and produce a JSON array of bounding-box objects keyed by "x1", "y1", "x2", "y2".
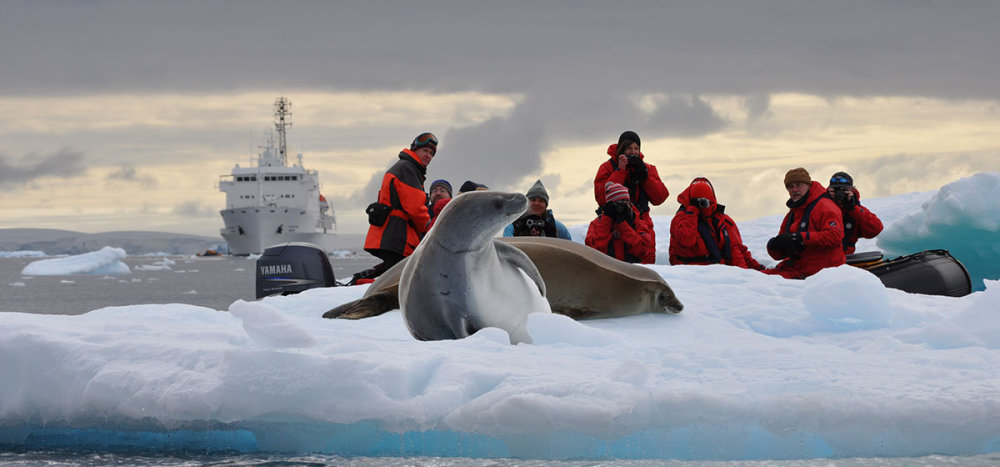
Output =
[
  {"x1": 594, "y1": 144, "x2": 669, "y2": 245},
  {"x1": 836, "y1": 188, "x2": 884, "y2": 254},
  {"x1": 364, "y1": 149, "x2": 430, "y2": 257},
  {"x1": 764, "y1": 181, "x2": 846, "y2": 279},
  {"x1": 585, "y1": 204, "x2": 655, "y2": 264},
  {"x1": 668, "y1": 183, "x2": 763, "y2": 270}
]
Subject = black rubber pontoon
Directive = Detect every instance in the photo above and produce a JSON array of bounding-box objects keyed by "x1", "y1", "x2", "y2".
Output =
[{"x1": 848, "y1": 249, "x2": 972, "y2": 297}]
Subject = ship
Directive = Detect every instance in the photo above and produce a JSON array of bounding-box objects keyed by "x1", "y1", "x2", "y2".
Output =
[{"x1": 218, "y1": 97, "x2": 336, "y2": 255}]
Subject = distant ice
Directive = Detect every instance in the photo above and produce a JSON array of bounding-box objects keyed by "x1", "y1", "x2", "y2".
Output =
[
  {"x1": 0, "y1": 250, "x2": 47, "y2": 258},
  {"x1": 20, "y1": 246, "x2": 130, "y2": 276},
  {"x1": 134, "y1": 257, "x2": 175, "y2": 271}
]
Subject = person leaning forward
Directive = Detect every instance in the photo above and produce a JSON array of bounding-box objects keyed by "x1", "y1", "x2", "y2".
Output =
[
  {"x1": 585, "y1": 181, "x2": 655, "y2": 264},
  {"x1": 503, "y1": 179, "x2": 572, "y2": 240},
  {"x1": 594, "y1": 131, "x2": 669, "y2": 249},
  {"x1": 763, "y1": 167, "x2": 845, "y2": 279},
  {"x1": 826, "y1": 171, "x2": 883, "y2": 255},
  {"x1": 669, "y1": 177, "x2": 764, "y2": 270},
  {"x1": 354, "y1": 132, "x2": 437, "y2": 284}
]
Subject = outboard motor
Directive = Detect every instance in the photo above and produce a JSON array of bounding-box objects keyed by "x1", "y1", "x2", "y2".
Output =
[{"x1": 255, "y1": 242, "x2": 336, "y2": 298}]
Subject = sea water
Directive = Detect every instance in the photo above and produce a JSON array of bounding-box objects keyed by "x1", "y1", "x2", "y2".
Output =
[{"x1": 0, "y1": 254, "x2": 378, "y2": 315}]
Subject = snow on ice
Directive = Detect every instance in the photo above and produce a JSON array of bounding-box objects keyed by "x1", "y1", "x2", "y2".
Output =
[
  {"x1": 1, "y1": 173, "x2": 999, "y2": 461},
  {"x1": 18, "y1": 246, "x2": 130, "y2": 276}
]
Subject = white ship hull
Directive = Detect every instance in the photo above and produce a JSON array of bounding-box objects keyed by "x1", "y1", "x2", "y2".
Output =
[
  {"x1": 218, "y1": 98, "x2": 336, "y2": 256},
  {"x1": 220, "y1": 207, "x2": 335, "y2": 255}
]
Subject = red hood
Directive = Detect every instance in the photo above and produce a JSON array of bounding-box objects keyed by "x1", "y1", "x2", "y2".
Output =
[{"x1": 676, "y1": 177, "x2": 717, "y2": 208}]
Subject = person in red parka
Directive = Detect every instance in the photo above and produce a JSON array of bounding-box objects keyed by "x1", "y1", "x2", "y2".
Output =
[
  {"x1": 669, "y1": 177, "x2": 764, "y2": 270},
  {"x1": 352, "y1": 132, "x2": 437, "y2": 284},
  {"x1": 594, "y1": 131, "x2": 669, "y2": 247},
  {"x1": 826, "y1": 171, "x2": 884, "y2": 255},
  {"x1": 586, "y1": 182, "x2": 655, "y2": 264},
  {"x1": 764, "y1": 167, "x2": 846, "y2": 279}
]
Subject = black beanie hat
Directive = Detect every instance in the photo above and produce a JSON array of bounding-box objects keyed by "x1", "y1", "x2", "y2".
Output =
[
  {"x1": 829, "y1": 171, "x2": 854, "y2": 188},
  {"x1": 617, "y1": 130, "x2": 641, "y2": 154},
  {"x1": 459, "y1": 180, "x2": 489, "y2": 193}
]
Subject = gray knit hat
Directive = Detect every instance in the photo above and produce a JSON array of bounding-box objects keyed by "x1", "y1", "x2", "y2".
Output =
[{"x1": 525, "y1": 179, "x2": 549, "y2": 204}]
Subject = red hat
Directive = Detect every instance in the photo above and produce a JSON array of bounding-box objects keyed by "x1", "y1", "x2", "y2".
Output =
[{"x1": 604, "y1": 182, "x2": 630, "y2": 203}]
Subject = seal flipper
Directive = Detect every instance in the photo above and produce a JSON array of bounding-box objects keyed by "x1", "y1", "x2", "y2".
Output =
[
  {"x1": 322, "y1": 290, "x2": 400, "y2": 319},
  {"x1": 493, "y1": 239, "x2": 546, "y2": 297}
]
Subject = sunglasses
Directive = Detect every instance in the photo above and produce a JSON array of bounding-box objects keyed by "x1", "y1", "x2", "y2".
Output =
[
  {"x1": 412, "y1": 132, "x2": 438, "y2": 149},
  {"x1": 691, "y1": 197, "x2": 711, "y2": 208},
  {"x1": 830, "y1": 176, "x2": 851, "y2": 185}
]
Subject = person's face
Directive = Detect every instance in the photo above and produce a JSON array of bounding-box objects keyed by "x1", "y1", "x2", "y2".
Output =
[
  {"x1": 528, "y1": 197, "x2": 547, "y2": 216},
  {"x1": 414, "y1": 147, "x2": 435, "y2": 166},
  {"x1": 621, "y1": 142, "x2": 640, "y2": 156},
  {"x1": 786, "y1": 182, "x2": 810, "y2": 202},
  {"x1": 430, "y1": 186, "x2": 451, "y2": 204}
]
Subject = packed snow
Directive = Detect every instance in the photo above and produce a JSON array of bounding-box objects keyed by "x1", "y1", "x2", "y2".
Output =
[{"x1": 1, "y1": 173, "x2": 999, "y2": 461}]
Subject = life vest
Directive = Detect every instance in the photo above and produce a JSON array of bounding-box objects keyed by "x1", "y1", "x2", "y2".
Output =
[
  {"x1": 674, "y1": 215, "x2": 732, "y2": 264},
  {"x1": 783, "y1": 192, "x2": 833, "y2": 234}
]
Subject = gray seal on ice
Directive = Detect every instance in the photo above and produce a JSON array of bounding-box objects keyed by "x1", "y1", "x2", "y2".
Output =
[{"x1": 398, "y1": 190, "x2": 550, "y2": 344}]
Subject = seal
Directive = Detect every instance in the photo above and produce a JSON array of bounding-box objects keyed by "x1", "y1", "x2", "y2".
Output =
[
  {"x1": 324, "y1": 239, "x2": 683, "y2": 322},
  {"x1": 502, "y1": 236, "x2": 683, "y2": 319},
  {"x1": 398, "y1": 190, "x2": 550, "y2": 344}
]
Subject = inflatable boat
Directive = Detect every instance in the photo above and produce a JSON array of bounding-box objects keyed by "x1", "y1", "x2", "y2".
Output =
[
  {"x1": 254, "y1": 242, "x2": 974, "y2": 300},
  {"x1": 847, "y1": 249, "x2": 972, "y2": 297}
]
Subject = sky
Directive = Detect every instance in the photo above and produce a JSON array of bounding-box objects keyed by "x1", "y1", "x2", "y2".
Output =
[
  {"x1": 3, "y1": 174, "x2": 1000, "y2": 461},
  {"x1": 1, "y1": 1, "x2": 999, "y2": 237}
]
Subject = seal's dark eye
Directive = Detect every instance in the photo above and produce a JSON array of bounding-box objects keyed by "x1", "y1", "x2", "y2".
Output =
[{"x1": 494, "y1": 200, "x2": 503, "y2": 210}]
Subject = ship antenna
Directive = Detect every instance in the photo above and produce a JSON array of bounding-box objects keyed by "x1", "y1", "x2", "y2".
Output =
[{"x1": 273, "y1": 97, "x2": 292, "y2": 166}]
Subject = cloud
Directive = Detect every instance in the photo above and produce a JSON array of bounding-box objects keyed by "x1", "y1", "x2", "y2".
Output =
[
  {"x1": 643, "y1": 95, "x2": 730, "y2": 137},
  {"x1": 744, "y1": 93, "x2": 772, "y2": 122},
  {"x1": 105, "y1": 165, "x2": 157, "y2": 186},
  {"x1": 0, "y1": 150, "x2": 86, "y2": 187},
  {"x1": 2, "y1": 3, "x2": 998, "y2": 100},
  {"x1": 172, "y1": 200, "x2": 217, "y2": 218}
]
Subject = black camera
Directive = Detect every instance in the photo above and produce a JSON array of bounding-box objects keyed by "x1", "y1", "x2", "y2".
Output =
[
  {"x1": 513, "y1": 214, "x2": 546, "y2": 236},
  {"x1": 832, "y1": 187, "x2": 850, "y2": 204},
  {"x1": 626, "y1": 154, "x2": 642, "y2": 167},
  {"x1": 691, "y1": 197, "x2": 711, "y2": 209}
]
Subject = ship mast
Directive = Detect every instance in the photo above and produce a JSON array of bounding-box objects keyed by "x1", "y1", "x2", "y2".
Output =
[{"x1": 274, "y1": 97, "x2": 292, "y2": 167}]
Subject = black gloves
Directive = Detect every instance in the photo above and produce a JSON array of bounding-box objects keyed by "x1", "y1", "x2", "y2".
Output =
[
  {"x1": 626, "y1": 155, "x2": 648, "y2": 182},
  {"x1": 767, "y1": 232, "x2": 804, "y2": 258},
  {"x1": 601, "y1": 201, "x2": 633, "y2": 224},
  {"x1": 832, "y1": 188, "x2": 857, "y2": 211}
]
